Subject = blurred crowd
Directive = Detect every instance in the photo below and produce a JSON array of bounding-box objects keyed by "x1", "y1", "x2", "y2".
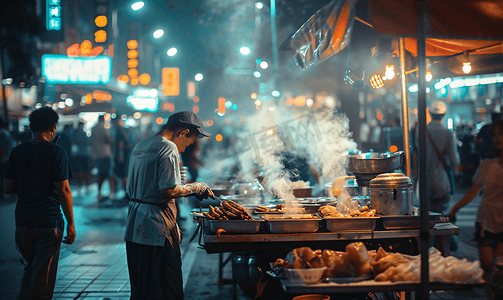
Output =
[{"x1": 0, "y1": 114, "x2": 207, "y2": 203}]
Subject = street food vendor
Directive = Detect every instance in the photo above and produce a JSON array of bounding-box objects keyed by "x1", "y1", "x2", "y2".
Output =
[{"x1": 124, "y1": 111, "x2": 215, "y2": 300}]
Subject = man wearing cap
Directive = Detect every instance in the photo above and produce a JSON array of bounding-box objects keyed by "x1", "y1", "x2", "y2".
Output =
[
  {"x1": 124, "y1": 111, "x2": 214, "y2": 300},
  {"x1": 416, "y1": 100, "x2": 460, "y2": 249}
]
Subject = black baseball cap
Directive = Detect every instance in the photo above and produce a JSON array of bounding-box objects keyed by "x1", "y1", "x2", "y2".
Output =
[{"x1": 166, "y1": 111, "x2": 210, "y2": 138}]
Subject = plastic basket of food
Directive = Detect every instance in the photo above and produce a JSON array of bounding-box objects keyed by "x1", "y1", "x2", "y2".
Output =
[
  {"x1": 324, "y1": 217, "x2": 378, "y2": 232},
  {"x1": 262, "y1": 214, "x2": 321, "y2": 233},
  {"x1": 283, "y1": 267, "x2": 327, "y2": 284}
]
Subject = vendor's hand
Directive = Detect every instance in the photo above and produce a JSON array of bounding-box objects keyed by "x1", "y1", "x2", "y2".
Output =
[
  {"x1": 186, "y1": 182, "x2": 215, "y2": 200},
  {"x1": 63, "y1": 223, "x2": 76, "y2": 244}
]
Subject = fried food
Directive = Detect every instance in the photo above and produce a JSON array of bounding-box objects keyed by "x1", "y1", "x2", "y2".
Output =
[
  {"x1": 202, "y1": 200, "x2": 253, "y2": 220},
  {"x1": 346, "y1": 242, "x2": 374, "y2": 277},
  {"x1": 318, "y1": 205, "x2": 376, "y2": 218}
]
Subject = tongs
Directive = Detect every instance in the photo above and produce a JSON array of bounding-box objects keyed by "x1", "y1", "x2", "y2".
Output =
[{"x1": 185, "y1": 192, "x2": 224, "y2": 203}]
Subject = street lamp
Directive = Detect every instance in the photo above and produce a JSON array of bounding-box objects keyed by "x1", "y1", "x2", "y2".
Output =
[
  {"x1": 167, "y1": 47, "x2": 177, "y2": 57},
  {"x1": 131, "y1": 1, "x2": 144, "y2": 11},
  {"x1": 153, "y1": 29, "x2": 164, "y2": 39},
  {"x1": 240, "y1": 46, "x2": 251, "y2": 55},
  {"x1": 195, "y1": 73, "x2": 203, "y2": 81}
]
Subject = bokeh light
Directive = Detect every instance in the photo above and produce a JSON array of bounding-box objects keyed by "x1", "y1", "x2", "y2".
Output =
[
  {"x1": 167, "y1": 48, "x2": 177, "y2": 57},
  {"x1": 240, "y1": 46, "x2": 250, "y2": 55}
]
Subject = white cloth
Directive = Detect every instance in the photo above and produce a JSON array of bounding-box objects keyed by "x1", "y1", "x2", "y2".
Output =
[
  {"x1": 90, "y1": 123, "x2": 112, "y2": 159},
  {"x1": 474, "y1": 158, "x2": 503, "y2": 234},
  {"x1": 124, "y1": 135, "x2": 182, "y2": 247},
  {"x1": 416, "y1": 122, "x2": 460, "y2": 199}
]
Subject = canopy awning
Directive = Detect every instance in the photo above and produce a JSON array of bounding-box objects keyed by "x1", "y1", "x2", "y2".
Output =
[{"x1": 369, "y1": 0, "x2": 503, "y2": 40}]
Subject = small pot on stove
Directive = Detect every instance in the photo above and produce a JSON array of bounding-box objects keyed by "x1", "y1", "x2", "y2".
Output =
[{"x1": 369, "y1": 173, "x2": 413, "y2": 215}]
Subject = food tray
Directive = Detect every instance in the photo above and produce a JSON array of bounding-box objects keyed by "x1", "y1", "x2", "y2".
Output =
[
  {"x1": 324, "y1": 217, "x2": 378, "y2": 232},
  {"x1": 262, "y1": 214, "x2": 321, "y2": 233},
  {"x1": 379, "y1": 215, "x2": 436, "y2": 229},
  {"x1": 208, "y1": 219, "x2": 263, "y2": 234},
  {"x1": 269, "y1": 198, "x2": 336, "y2": 205}
]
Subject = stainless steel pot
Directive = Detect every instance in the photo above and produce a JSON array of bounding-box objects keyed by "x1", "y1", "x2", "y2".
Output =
[{"x1": 369, "y1": 173, "x2": 413, "y2": 215}]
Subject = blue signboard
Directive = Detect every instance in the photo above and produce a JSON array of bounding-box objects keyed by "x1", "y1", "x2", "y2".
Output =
[
  {"x1": 47, "y1": 0, "x2": 62, "y2": 31},
  {"x1": 41, "y1": 55, "x2": 112, "y2": 85}
]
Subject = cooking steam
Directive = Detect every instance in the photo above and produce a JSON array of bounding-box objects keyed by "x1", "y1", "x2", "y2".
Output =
[{"x1": 230, "y1": 102, "x2": 357, "y2": 204}]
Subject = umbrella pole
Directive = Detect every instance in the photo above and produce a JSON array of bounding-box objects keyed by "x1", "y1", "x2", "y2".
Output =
[
  {"x1": 416, "y1": 0, "x2": 430, "y2": 299},
  {"x1": 399, "y1": 38, "x2": 411, "y2": 178}
]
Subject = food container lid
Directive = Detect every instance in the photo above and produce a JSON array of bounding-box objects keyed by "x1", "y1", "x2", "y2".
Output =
[{"x1": 369, "y1": 173, "x2": 412, "y2": 188}]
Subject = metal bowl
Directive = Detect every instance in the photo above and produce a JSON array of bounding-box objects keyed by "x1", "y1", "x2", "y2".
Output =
[{"x1": 347, "y1": 151, "x2": 404, "y2": 174}]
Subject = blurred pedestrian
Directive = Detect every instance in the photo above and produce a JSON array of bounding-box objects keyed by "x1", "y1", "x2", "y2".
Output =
[
  {"x1": 91, "y1": 115, "x2": 115, "y2": 200},
  {"x1": 477, "y1": 110, "x2": 502, "y2": 161},
  {"x1": 3, "y1": 107, "x2": 75, "y2": 300},
  {"x1": 180, "y1": 139, "x2": 202, "y2": 182},
  {"x1": 417, "y1": 100, "x2": 460, "y2": 214},
  {"x1": 0, "y1": 117, "x2": 12, "y2": 199},
  {"x1": 417, "y1": 100, "x2": 460, "y2": 252},
  {"x1": 112, "y1": 118, "x2": 132, "y2": 199},
  {"x1": 58, "y1": 124, "x2": 73, "y2": 156},
  {"x1": 450, "y1": 119, "x2": 503, "y2": 296},
  {"x1": 72, "y1": 121, "x2": 92, "y2": 195},
  {"x1": 124, "y1": 111, "x2": 215, "y2": 300}
]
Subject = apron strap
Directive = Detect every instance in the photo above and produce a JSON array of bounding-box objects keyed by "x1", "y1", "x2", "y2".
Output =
[{"x1": 128, "y1": 198, "x2": 168, "y2": 209}]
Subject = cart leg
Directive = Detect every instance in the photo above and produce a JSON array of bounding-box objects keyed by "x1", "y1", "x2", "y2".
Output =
[
  {"x1": 427, "y1": 236, "x2": 451, "y2": 256},
  {"x1": 218, "y1": 253, "x2": 234, "y2": 284},
  {"x1": 434, "y1": 235, "x2": 451, "y2": 257}
]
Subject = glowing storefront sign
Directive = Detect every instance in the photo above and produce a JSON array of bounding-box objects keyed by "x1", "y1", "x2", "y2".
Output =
[
  {"x1": 42, "y1": 55, "x2": 112, "y2": 85},
  {"x1": 126, "y1": 96, "x2": 159, "y2": 113},
  {"x1": 47, "y1": 0, "x2": 62, "y2": 31}
]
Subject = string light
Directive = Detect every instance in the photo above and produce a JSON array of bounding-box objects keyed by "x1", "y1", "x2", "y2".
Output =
[
  {"x1": 370, "y1": 74, "x2": 384, "y2": 89},
  {"x1": 462, "y1": 50, "x2": 472, "y2": 74},
  {"x1": 426, "y1": 70, "x2": 433, "y2": 82},
  {"x1": 385, "y1": 65, "x2": 395, "y2": 80}
]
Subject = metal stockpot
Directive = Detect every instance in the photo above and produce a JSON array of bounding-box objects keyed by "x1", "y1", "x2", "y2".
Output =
[{"x1": 369, "y1": 173, "x2": 413, "y2": 215}]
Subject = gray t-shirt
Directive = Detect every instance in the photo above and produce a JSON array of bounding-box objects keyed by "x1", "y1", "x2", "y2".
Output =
[
  {"x1": 90, "y1": 123, "x2": 112, "y2": 159},
  {"x1": 416, "y1": 122, "x2": 460, "y2": 200},
  {"x1": 124, "y1": 135, "x2": 182, "y2": 247},
  {"x1": 474, "y1": 158, "x2": 503, "y2": 234}
]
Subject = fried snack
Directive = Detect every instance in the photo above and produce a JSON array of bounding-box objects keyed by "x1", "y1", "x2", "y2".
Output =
[
  {"x1": 256, "y1": 206, "x2": 269, "y2": 212},
  {"x1": 200, "y1": 200, "x2": 253, "y2": 220},
  {"x1": 321, "y1": 249, "x2": 353, "y2": 278},
  {"x1": 345, "y1": 242, "x2": 374, "y2": 277},
  {"x1": 372, "y1": 252, "x2": 410, "y2": 274},
  {"x1": 216, "y1": 228, "x2": 226, "y2": 238},
  {"x1": 319, "y1": 205, "x2": 338, "y2": 217},
  {"x1": 318, "y1": 205, "x2": 376, "y2": 218}
]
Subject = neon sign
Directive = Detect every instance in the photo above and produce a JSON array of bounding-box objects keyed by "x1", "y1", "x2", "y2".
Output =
[
  {"x1": 126, "y1": 96, "x2": 159, "y2": 113},
  {"x1": 41, "y1": 55, "x2": 112, "y2": 85},
  {"x1": 47, "y1": 0, "x2": 62, "y2": 31}
]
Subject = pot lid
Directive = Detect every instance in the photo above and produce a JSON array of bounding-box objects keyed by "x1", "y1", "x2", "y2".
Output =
[{"x1": 369, "y1": 173, "x2": 412, "y2": 187}]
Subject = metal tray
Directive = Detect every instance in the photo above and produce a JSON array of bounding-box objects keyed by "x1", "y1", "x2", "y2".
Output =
[
  {"x1": 208, "y1": 219, "x2": 263, "y2": 234},
  {"x1": 261, "y1": 214, "x2": 321, "y2": 233},
  {"x1": 324, "y1": 217, "x2": 378, "y2": 232},
  {"x1": 379, "y1": 215, "x2": 436, "y2": 229},
  {"x1": 269, "y1": 197, "x2": 336, "y2": 205}
]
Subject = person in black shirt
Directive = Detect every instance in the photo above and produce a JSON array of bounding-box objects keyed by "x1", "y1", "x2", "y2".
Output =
[{"x1": 3, "y1": 107, "x2": 76, "y2": 300}]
